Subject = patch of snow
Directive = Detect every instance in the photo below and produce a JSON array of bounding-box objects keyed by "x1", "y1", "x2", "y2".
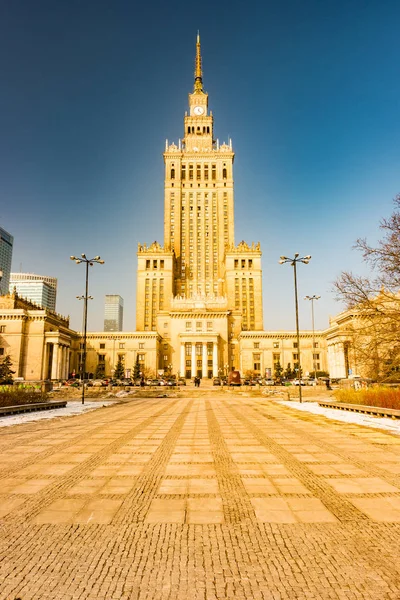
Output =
[
  {"x1": 0, "y1": 401, "x2": 116, "y2": 428},
  {"x1": 278, "y1": 400, "x2": 400, "y2": 436}
]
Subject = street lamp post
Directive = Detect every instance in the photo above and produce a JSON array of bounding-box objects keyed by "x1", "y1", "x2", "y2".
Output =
[
  {"x1": 71, "y1": 254, "x2": 104, "y2": 404},
  {"x1": 305, "y1": 295, "x2": 321, "y2": 382},
  {"x1": 279, "y1": 253, "x2": 311, "y2": 403}
]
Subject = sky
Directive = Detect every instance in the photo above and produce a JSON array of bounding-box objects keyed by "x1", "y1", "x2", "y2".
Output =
[{"x1": 1, "y1": 0, "x2": 399, "y2": 333}]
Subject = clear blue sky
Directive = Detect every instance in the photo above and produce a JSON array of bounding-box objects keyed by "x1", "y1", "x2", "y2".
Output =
[{"x1": 1, "y1": 0, "x2": 399, "y2": 333}]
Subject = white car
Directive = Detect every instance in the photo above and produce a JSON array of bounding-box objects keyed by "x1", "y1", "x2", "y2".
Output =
[{"x1": 292, "y1": 379, "x2": 306, "y2": 386}]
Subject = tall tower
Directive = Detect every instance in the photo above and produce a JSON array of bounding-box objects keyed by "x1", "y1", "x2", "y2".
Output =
[
  {"x1": 104, "y1": 295, "x2": 124, "y2": 332},
  {"x1": 0, "y1": 227, "x2": 14, "y2": 296},
  {"x1": 163, "y1": 33, "x2": 235, "y2": 298},
  {"x1": 136, "y1": 35, "x2": 263, "y2": 376}
]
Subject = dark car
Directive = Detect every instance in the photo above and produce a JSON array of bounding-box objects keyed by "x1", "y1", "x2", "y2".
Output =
[
  {"x1": 178, "y1": 378, "x2": 186, "y2": 386},
  {"x1": 213, "y1": 377, "x2": 221, "y2": 386}
]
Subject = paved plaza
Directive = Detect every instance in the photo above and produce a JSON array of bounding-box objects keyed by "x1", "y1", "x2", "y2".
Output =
[{"x1": 1, "y1": 393, "x2": 400, "y2": 599}]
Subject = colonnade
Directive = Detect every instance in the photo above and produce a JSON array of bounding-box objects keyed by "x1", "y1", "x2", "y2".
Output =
[
  {"x1": 179, "y1": 341, "x2": 219, "y2": 378},
  {"x1": 44, "y1": 342, "x2": 70, "y2": 380}
]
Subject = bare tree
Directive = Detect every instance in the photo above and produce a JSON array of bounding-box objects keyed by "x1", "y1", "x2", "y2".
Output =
[{"x1": 334, "y1": 194, "x2": 400, "y2": 380}]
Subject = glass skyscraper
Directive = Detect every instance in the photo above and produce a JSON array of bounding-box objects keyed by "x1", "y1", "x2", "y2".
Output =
[
  {"x1": 9, "y1": 273, "x2": 58, "y2": 311},
  {"x1": 104, "y1": 295, "x2": 124, "y2": 331},
  {"x1": 0, "y1": 227, "x2": 14, "y2": 296}
]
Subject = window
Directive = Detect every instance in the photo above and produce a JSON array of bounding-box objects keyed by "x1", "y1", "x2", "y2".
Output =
[
  {"x1": 181, "y1": 165, "x2": 186, "y2": 180},
  {"x1": 164, "y1": 322, "x2": 168, "y2": 328},
  {"x1": 0, "y1": 325, "x2": 5, "y2": 333},
  {"x1": 163, "y1": 355, "x2": 168, "y2": 361},
  {"x1": 170, "y1": 168, "x2": 175, "y2": 179},
  {"x1": 99, "y1": 343, "x2": 105, "y2": 349},
  {"x1": 207, "y1": 321, "x2": 213, "y2": 331},
  {"x1": 241, "y1": 259, "x2": 245, "y2": 269},
  {"x1": 186, "y1": 322, "x2": 191, "y2": 331},
  {"x1": 160, "y1": 260, "x2": 164, "y2": 269},
  {"x1": 293, "y1": 353, "x2": 299, "y2": 360},
  {"x1": 254, "y1": 342, "x2": 260, "y2": 349},
  {"x1": 138, "y1": 354, "x2": 145, "y2": 361},
  {"x1": 293, "y1": 342, "x2": 298, "y2": 348},
  {"x1": 313, "y1": 353, "x2": 320, "y2": 360},
  {"x1": 139, "y1": 343, "x2": 144, "y2": 349},
  {"x1": 223, "y1": 167, "x2": 227, "y2": 179},
  {"x1": 273, "y1": 353, "x2": 280, "y2": 362},
  {"x1": 253, "y1": 354, "x2": 260, "y2": 360},
  {"x1": 314, "y1": 342, "x2": 319, "y2": 348},
  {"x1": 98, "y1": 354, "x2": 105, "y2": 361},
  {"x1": 248, "y1": 259, "x2": 253, "y2": 268},
  {"x1": 196, "y1": 321, "x2": 202, "y2": 331},
  {"x1": 273, "y1": 342, "x2": 279, "y2": 348},
  {"x1": 0, "y1": 348, "x2": 4, "y2": 356},
  {"x1": 234, "y1": 259, "x2": 238, "y2": 269},
  {"x1": 119, "y1": 343, "x2": 125, "y2": 349},
  {"x1": 146, "y1": 260, "x2": 150, "y2": 269},
  {"x1": 153, "y1": 260, "x2": 157, "y2": 269}
]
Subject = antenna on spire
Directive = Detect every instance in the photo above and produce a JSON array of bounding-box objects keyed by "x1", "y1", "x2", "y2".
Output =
[{"x1": 194, "y1": 31, "x2": 203, "y2": 92}]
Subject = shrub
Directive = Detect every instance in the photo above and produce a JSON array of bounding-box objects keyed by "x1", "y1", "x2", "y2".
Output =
[
  {"x1": 334, "y1": 386, "x2": 400, "y2": 410},
  {"x1": 0, "y1": 385, "x2": 48, "y2": 408}
]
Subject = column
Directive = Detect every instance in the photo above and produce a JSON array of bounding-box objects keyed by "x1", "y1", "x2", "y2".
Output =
[
  {"x1": 51, "y1": 343, "x2": 59, "y2": 380},
  {"x1": 212, "y1": 341, "x2": 218, "y2": 377},
  {"x1": 191, "y1": 342, "x2": 196, "y2": 378},
  {"x1": 202, "y1": 342, "x2": 207, "y2": 378},
  {"x1": 66, "y1": 348, "x2": 70, "y2": 379},
  {"x1": 41, "y1": 342, "x2": 49, "y2": 380},
  {"x1": 180, "y1": 343, "x2": 185, "y2": 378}
]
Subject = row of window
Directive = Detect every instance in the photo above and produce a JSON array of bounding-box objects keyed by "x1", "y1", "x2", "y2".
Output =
[
  {"x1": 98, "y1": 342, "x2": 146, "y2": 350},
  {"x1": 145, "y1": 259, "x2": 165, "y2": 270},
  {"x1": 170, "y1": 163, "x2": 228, "y2": 181}
]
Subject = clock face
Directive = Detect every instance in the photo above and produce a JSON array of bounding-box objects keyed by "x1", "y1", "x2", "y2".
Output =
[{"x1": 193, "y1": 106, "x2": 204, "y2": 116}]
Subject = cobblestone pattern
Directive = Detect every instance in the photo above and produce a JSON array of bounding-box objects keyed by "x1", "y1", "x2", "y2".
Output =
[
  {"x1": 205, "y1": 399, "x2": 257, "y2": 523},
  {"x1": 1, "y1": 396, "x2": 400, "y2": 599},
  {"x1": 0, "y1": 399, "x2": 181, "y2": 526},
  {"x1": 226, "y1": 401, "x2": 368, "y2": 522},
  {"x1": 111, "y1": 399, "x2": 194, "y2": 524}
]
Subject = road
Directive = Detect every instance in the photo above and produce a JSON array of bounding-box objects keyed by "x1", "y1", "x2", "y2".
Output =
[{"x1": 1, "y1": 393, "x2": 400, "y2": 599}]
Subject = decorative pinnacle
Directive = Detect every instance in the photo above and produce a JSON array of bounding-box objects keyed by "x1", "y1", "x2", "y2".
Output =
[{"x1": 194, "y1": 31, "x2": 203, "y2": 92}]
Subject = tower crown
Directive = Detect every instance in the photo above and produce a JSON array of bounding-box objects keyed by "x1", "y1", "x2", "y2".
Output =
[{"x1": 194, "y1": 32, "x2": 203, "y2": 93}]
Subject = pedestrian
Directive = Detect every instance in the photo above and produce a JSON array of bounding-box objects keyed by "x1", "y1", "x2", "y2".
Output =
[
  {"x1": 197, "y1": 377, "x2": 201, "y2": 387},
  {"x1": 140, "y1": 376, "x2": 145, "y2": 387}
]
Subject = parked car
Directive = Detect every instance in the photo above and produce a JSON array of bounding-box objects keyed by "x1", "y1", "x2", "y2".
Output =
[
  {"x1": 178, "y1": 378, "x2": 186, "y2": 386},
  {"x1": 147, "y1": 379, "x2": 160, "y2": 387},
  {"x1": 91, "y1": 380, "x2": 106, "y2": 387},
  {"x1": 293, "y1": 379, "x2": 306, "y2": 386},
  {"x1": 165, "y1": 379, "x2": 177, "y2": 386},
  {"x1": 264, "y1": 379, "x2": 275, "y2": 386},
  {"x1": 213, "y1": 377, "x2": 221, "y2": 386}
]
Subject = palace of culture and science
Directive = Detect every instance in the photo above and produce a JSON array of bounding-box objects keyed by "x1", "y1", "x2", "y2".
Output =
[
  {"x1": 2, "y1": 37, "x2": 349, "y2": 382},
  {"x1": 136, "y1": 35, "x2": 263, "y2": 379}
]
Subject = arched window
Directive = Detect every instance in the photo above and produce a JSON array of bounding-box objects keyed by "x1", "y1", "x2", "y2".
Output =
[
  {"x1": 171, "y1": 168, "x2": 175, "y2": 179},
  {"x1": 187, "y1": 126, "x2": 190, "y2": 134},
  {"x1": 223, "y1": 168, "x2": 227, "y2": 179}
]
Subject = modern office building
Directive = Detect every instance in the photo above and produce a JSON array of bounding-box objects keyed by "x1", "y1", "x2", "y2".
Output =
[
  {"x1": 9, "y1": 273, "x2": 57, "y2": 311},
  {"x1": 0, "y1": 227, "x2": 14, "y2": 296},
  {"x1": 104, "y1": 295, "x2": 124, "y2": 332}
]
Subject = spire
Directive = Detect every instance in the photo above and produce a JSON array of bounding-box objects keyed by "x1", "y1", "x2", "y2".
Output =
[{"x1": 194, "y1": 31, "x2": 203, "y2": 92}]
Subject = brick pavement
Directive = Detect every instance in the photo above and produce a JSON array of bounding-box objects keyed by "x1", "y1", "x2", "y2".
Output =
[{"x1": 1, "y1": 393, "x2": 400, "y2": 599}]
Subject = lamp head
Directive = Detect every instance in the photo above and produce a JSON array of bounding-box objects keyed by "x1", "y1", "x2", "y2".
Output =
[
  {"x1": 98, "y1": 260, "x2": 105, "y2": 264},
  {"x1": 279, "y1": 259, "x2": 286, "y2": 264},
  {"x1": 81, "y1": 253, "x2": 86, "y2": 259},
  {"x1": 304, "y1": 255, "x2": 312, "y2": 260},
  {"x1": 279, "y1": 256, "x2": 287, "y2": 261},
  {"x1": 94, "y1": 256, "x2": 100, "y2": 261},
  {"x1": 70, "y1": 255, "x2": 76, "y2": 261},
  {"x1": 75, "y1": 260, "x2": 81, "y2": 264}
]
